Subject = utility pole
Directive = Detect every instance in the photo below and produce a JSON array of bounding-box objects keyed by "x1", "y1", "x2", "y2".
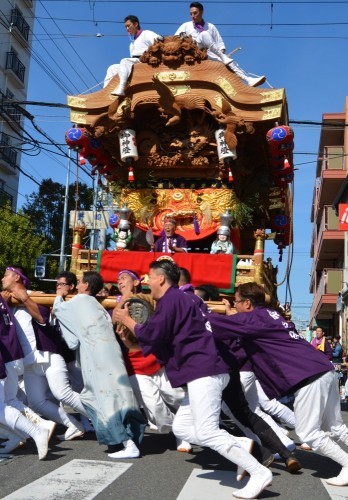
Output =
[{"x1": 59, "y1": 148, "x2": 71, "y2": 271}]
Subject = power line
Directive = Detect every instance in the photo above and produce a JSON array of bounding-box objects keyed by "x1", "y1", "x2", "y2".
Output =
[
  {"x1": 38, "y1": 0, "x2": 100, "y2": 87},
  {"x1": 29, "y1": 17, "x2": 348, "y2": 27},
  {"x1": 30, "y1": 1, "x2": 348, "y2": 3}
]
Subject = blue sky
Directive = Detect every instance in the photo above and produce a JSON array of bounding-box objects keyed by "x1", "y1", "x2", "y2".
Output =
[{"x1": 20, "y1": 0, "x2": 348, "y2": 324}]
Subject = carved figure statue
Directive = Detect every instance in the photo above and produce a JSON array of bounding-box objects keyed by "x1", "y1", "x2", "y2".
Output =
[
  {"x1": 210, "y1": 225, "x2": 234, "y2": 254},
  {"x1": 112, "y1": 220, "x2": 132, "y2": 250}
]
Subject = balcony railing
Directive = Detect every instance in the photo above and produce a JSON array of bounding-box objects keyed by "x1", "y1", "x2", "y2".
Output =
[
  {"x1": 0, "y1": 91, "x2": 21, "y2": 125},
  {"x1": 311, "y1": 267, "x2": 343, "y2": 319},
  {"x1": 0, "y1": 134, "x2": 18, "y2": 169},
  {"x1": 10, "y1": 8, "x2": 30, "y2": 42},
  {"x1": 322, "y1": 146, "x2": 345, "y2": 171},
  {"x1": 312, "y1": 205, "x2": 339, "y2": 262},
  {"x1": 5, "y1": 52, "x2": 25, "y2": 83}
]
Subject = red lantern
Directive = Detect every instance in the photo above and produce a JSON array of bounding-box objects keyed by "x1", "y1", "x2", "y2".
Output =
[
  {"x1": 65, "y1": 128, "x2": 90, "y2": 150},
  {"x1": 266, "y1": 126, "x2": 294, "y2": 156},
  {"x1": 83, "y1": 138, "x2": 102, "y2": 159}
]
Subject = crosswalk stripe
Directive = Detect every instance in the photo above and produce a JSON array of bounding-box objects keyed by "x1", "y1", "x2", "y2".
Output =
[
  {"x1": 2, "y1": 459, "x2": 132, "y2": 500},
  {"x1": 177, "y1": 469, "x2": 247, "y2": 499},
  {"x1": 177, "y1": 469, "x2": 348, "y2": 500},
  {"x1": 320, "y1": 479, "x2": 348, "y2": 500}
]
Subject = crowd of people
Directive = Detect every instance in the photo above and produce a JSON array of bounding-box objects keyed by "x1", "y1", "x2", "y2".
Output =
[
  {"x1": 104, "y1": 2, "x2": 266, "y2": 95},
  {"x1": 1, "y1": 259, "x2": 348, "y2": 499}
]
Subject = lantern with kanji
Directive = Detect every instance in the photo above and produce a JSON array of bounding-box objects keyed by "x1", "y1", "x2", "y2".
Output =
[
  {"x1": 118, "y1": 129, "x2": 138, "y2": 182},
  {"x1": 215, "y1": 128, "x2": 237, "y2": 183}
]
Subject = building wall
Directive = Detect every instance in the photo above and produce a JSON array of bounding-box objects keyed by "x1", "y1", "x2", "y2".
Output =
[
  {"x1": 310, "y1": 104, "x2": 347, "y2": 341},
  {"x1": 0, "y1": 0, "x2": 36, "y2": 208}
]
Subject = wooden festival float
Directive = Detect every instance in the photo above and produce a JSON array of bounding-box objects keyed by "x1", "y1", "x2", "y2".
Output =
[{"x1": 59, "y1": 35, "x2": 294, "y2": 311}]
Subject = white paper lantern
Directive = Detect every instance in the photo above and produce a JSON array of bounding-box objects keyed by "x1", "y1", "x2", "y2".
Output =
[
  {"x1": 215, "y1": 129, "x2": 237, "y2": 160},
  {"x1": 118, "y1": 129, "x2": 138, "y2": 162}
]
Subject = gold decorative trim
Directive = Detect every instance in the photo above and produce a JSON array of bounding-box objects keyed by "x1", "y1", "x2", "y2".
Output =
[
  {"x1": 213, "y1": 95, "x2": 235, "y2": 111},
  {"x1": 70, "y1": 111, "x2": 88, "y2": 124},
  {"x1": 269, "y1": 201, "x2": 286, "y2": 210},
  {"x1": 260, "y1": 89, "x2": 284, "y2": 103},
  {"x1": 155, "y1": 71, "x2": 190, "y2": 82},
  {"x1": 168, "y1": 85, "x2": 191, "y2": 96},
  {"x1": 236, "y1": 276, "x2": 255, "y2": 284},
  {"x1": 117, "y1": 98, "x2": 131, "y2": 113},
  {"x1": 261, "y1": 104, "x2": 282, "y2": 120},
  {"x1": 214, "y1": 96, "x2": 223, "y2": 108},
  {"x1": 67, "y1": 95, "x2": 87, "y2": 108},
  {"x1": 215, "y1": 77, "x2": 237, "y2": 98}
]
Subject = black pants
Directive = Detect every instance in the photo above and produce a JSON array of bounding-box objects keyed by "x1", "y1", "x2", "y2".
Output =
[{"x1": 222, "y1": 369, "x2": 291, "y2": 460}]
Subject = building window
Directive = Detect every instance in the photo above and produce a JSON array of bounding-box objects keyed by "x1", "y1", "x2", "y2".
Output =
[
  {"x1": 6, "y1": 50, "x2": 26, "y2": 83},
  {"x1": 0, "y1": 132, "x2": 18, "y2": 167},
  {"x1": 0, "y1": 186, "x2": 14, "y2": 208},
  {"x1": 10, "y1": 8, "x2": 30, "y2": 42}
]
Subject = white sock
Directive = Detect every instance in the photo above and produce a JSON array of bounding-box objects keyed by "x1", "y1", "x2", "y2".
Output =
[{"x1": 108, "y1": 439, "x2": 140, "y2": 459}]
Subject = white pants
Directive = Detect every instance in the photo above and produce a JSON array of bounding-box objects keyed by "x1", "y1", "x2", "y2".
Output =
[
  {"x1": 0, "y1": 377, "x2": 23, "y2": 433},
  {"x1": 255, "y1": 379, "x2": 295, "y2": 429},
  {"x1": 129, "y1": 367, "x2": 185, "y2": 433},
  {"x1": 104, "y1": 58, "x2": 141, "y2": 88},
  {"x1": 294, "y1": 370, "x2": 348, "y2": 450},
  {"x1": 195, "y1": 31, "x2": 223, "y2": 62},
  {"x1": 240, "y1": 371, "x2": 294, "y2": 448},
  {"x1": 103, "y1": 63, "x2": 120, "y2": 87},
  {"x1": 173, "y1": 374, "x2": 252, "y2": 457},
  {"x1": 24, "y1": 353, "x2": 87, "y2": 426},
  {"x1": 3, "y1": 361, "x2": 23, "y2": 407}
]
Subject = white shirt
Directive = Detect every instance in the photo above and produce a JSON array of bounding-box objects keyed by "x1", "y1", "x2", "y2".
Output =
[
  {"x1": 174, "y1": 21, "x2": 225, "y2": 52},
  {"x1": 129, "y1": 30, "x2": 160, "y2": 57}
]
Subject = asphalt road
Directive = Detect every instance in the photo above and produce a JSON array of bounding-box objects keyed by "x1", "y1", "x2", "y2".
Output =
[{"x1": 1, "y1": 403, "x2": 348, "y2": 499}]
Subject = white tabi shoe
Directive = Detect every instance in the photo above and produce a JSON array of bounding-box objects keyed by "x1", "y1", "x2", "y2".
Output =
[
  {"x1": 233, "y1": 468, "x2": 273, "y2": 499},
  {"x1": 246, "y1": 75, "x2": 266, "y2": 87},
  {"x1": 108, "y1": 439, "x2": 140, "y2": 459},
  {"x1": 176, "y1": 438, "x2": 192, "y2": 453},
  {"x1": 57, "y1": 424, "x2": 85, "y2": 441},
  {"x1": 35, "y1": 428, "x2": 50, "y2": 461},
  {"x1": 44, "y1": 421, "x2": 57, "y2": 442},
  {"x1": 326, "y1": 465, "x2": 348, "y2": 486}
]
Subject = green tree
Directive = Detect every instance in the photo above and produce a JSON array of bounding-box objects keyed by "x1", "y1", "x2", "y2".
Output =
[
  {"x1": 0, "y1": 204, "x2": 49, "y2": 282},
  {"x1": 22, "y1": 178, "x2": 94, "y2": 253}
]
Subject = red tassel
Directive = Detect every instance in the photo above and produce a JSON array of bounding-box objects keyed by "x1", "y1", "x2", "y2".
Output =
[
  {"x1": 128, "y1": 166, "x2": 134, "y2": 182},
  {"x1": 228, "y1": 168, "x2": 233, "y2": 182},
  {"x1": 79, "y1": 154, "x2": 86, "y2": 165}
]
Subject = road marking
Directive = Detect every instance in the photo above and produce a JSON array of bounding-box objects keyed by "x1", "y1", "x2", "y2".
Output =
[
  {"x1": 2, "y1": 459, "x2": 132, "y2": 500},
  {"x1": 177, "y1": 469, "x2": 248, "y2": 499},
  {"x1": 178, "y1": 469, "x2": 348, "y2": 500},
  {"x1": 320, "y1": 479, "x2": 348, "y2": 500}
]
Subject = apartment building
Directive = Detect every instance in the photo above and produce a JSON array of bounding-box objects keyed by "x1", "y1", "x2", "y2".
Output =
[
  {"x1": 310, "y1": 97, "x2": 348, "y2": 342},
  {"x1": 0, "y1": 0, "x2": 36, "y2": 208}
]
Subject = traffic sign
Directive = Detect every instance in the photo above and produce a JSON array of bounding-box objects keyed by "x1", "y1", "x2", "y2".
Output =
[{"x1": 69, "y1": 210, "x2": 108, "y2": 229}]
